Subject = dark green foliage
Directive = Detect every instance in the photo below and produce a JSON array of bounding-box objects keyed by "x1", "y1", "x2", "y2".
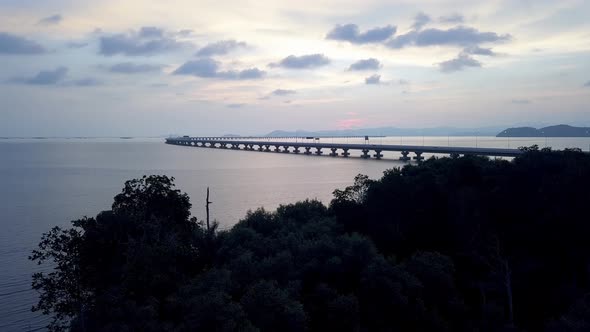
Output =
[
  {"x1": 31, "y1": 175, "x2": 210, "y2": 331},
  {"x1": 31, "y1": 149, "x2": 590, "y2": 331},
  {"x1": 331, "y1": 148, "x2": 590, "y2": 331}
]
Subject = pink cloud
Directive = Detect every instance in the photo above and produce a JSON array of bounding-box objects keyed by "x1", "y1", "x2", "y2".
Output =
[{"x1": 336, "y1": 118, "x2": 367, "y2": 129}]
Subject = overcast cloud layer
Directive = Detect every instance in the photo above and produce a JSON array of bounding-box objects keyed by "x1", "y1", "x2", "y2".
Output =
[{"x1": 0, "y1": 0, "x2": 589, "y2": 136}]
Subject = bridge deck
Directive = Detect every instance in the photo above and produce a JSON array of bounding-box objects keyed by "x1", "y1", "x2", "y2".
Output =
[{"x1": 166, "y1": 137, "x2": 523, "y2": 158}]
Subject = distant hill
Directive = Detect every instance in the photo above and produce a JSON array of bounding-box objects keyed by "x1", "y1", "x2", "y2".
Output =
[
  {"x1": 497, "y1": 125, "x2": 590, "y2": 137},
  {"x1": 265, "y1": 126, "x2": 504, "y2": 137}
]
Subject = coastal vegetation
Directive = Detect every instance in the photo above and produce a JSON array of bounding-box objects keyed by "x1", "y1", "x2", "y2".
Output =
[
  {"x1": 497, "y1": 124, "x2": 590, "y2": 137},
  {"x1": 31, "y1": 146, "x2": 590, "y2": 331}
]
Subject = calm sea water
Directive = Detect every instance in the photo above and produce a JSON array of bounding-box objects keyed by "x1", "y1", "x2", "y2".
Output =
[{"x1": 1, "y1": 136, "x2": 589, "y2": 331}]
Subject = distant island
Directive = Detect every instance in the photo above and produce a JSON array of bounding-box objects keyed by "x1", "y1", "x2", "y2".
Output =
[{"x1": 497, "y1": 124, "x2": 590, "y2": 137}]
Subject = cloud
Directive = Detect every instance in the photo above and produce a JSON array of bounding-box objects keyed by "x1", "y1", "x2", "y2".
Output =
[
  {"x1": 398, "y1": 79, "x2": 410, "y2": 85},
  {"x1": 12, "y1": 67, "x2": 68, "y2": 85},
  {"x1": 38, "y1": 14, "x2": 62, "y2": 26},
  {"x1": 229, "y1": 68, "x2": 265, "y2": 79},
  {"x1": 196, "y1": 40, "x2": 247, "y2": 56},
  {"x1": 584, "y1": 81, "x2": 590, "y2": 87},
  {"x1": 511, "y1": 99, "x2": 531, "y2": 104},
  {"x1": 173, "y1": 58, "x2": 265, "y2": 79},
  {"x1": 138, "y1": 27, "x2": 164, "y2": 38},
  {"x1": 269, "y1": 54, "x2": 330, "y2": 69},
  {"x1": 439, "y1": 14, "x2": 464, "y2": 24},
  {"x1": 176, "y1": 29, "x2": 193, "y2": 37},
  {"x1": 348, "y1": 58, "x2": 381, "y2": 71},
  {"x1": 272, "y1": 89, "x2": 296, "y2": 96},
  {"x1": 0, "y1": 32, "x2": 46, "y2": 54},
  {"x1": 387, "y1": 26, "x2": 510, "y2": 49},
  {"x1": 69, "y1": 78, "x2": 101, "y2": 87},
  {"x1": 67, "y1": 41, "x2": 88, "y2": 48},
  {"x1": 174, "y1": 58, "x2": 219, "y2": 77},
  {"x1": 463, "y1": 46, "x2": 497, "y2": 56},
  {"x1": 365, "y1": 74, "x2": 381, "y2": 85},
  {"x1": 412, "y1": 12, "x2": 431, "y2": 30},
  {"x1": 438, "y1": 54, "x2": 481, "y2": 72},
  {"x1": 99, "y1": 27, "x2": 188, "y2": 56},
  {"x1": 107, "y1": 62, "x2": 162, "y2": 74},
  {"x1": 227, "y1": 103, "x2": 246, "y2": 108},
  {"x1": 326, "y1": 24, "x2": 396, "y2": 44},
  {"x1": 337, "y1": 118, "x2": 366, "y2": 129}
]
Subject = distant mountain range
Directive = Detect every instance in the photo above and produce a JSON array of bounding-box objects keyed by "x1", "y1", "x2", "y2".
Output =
[
  {"x1": 263, "y1": 126, "x2": 505, "y2": 137},
  {"x1": 497, "y1": 125, "x2": 590, "y2": 137}
]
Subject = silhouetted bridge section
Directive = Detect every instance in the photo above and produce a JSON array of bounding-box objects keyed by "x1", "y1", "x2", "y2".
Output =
[
  {"x1": 165, "y1": 137, "x2": 523, "y2": 161},
  {"x1": 177, "y1": 135, "x2": 384, "y2": 140}
]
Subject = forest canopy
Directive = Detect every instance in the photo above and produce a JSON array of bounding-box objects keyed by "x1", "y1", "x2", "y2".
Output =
[{"x1": 31, "y1": 147, "x2": 590, "y2": 331}]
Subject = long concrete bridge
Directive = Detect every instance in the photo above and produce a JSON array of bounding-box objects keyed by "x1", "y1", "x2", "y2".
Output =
[
  {"x1": 174, "y1": 135, "x2": 384, "y2": 140},
  {"x1": 165, "y1": 136, "x2": 523, "y2": 161}
]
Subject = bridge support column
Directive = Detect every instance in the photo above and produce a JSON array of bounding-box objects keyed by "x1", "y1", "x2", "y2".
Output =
[
  {"x1": 341, "y1": 149, "x2": 350, "y2": 157},
  {"x1": 264, "y1": 145, "x2": 271, "y2": 152},
  {"x1": 274, "y1": 145, "x2": 281, "y2": 152},
  {"x1": 329, "y1": 148, "x2": 338, "y2": 157},
  {"x1": 304, "y1": 147, "x2": 312, "y2": 155},
  {"x1": 413, "y1": 152, "x2": 424, "y2": 161},
  {"x1": 209, "y1": 143, "x2": 216, "y2": 148},
  {"x1": 283, "y1": 146, "x2": 290, "y2": 153},
  {"x1": 399, "y1": 151, "x2": 410, "y2": 161},
  {"x1": 293, "y1": 147, "x2": 300, "y2": 154},
  {"x1": 257, "y1": 145, "x2": 264, "y2": 152},
  {"x1": 220, "y1": 143, "x2": 227, "y2": 149},
  {"x1": 315, "y1": 147, "x2": 323, "y2": 155},
  {"x1": 373, "y1": 150, "x2": 383, "y2": 159},
  {"x1": 361, "y1": 149, "x2": 371, "y2": 159}
]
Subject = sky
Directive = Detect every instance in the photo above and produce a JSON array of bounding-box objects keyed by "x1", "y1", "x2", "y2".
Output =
[{"x1": 0, "y1": 0, "x2": 589, "y2": 136}]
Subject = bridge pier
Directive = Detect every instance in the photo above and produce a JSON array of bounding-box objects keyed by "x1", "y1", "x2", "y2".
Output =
[
  {"x1": 330, "y1": 148, "x2": 338, "y2": 157},
  {"x1": 209, "y1": 143, "x2": 216, "y2": 148},
  {"x1": 304, "y1": 147, "x2": 312, "y2": 155},
  {"x1": 399, "y1": 151, "x2": 410, "y2": 161},
  {"x1": 315, "y1": 147, "x2": 323, "y2": 155},
  {"x1": 361, "y1": 149, "x2": 371, "y2": 159},
  {"x1": 264, "y1": 145, "x2": 271, "y2": 152},
  {"x1": 282, "y1": 146, "x2": 290, "y2": 153},
  {"x1": 293, "y1": 147, "x2": 300, "y2": 154},
  {"x1": 413, "y1": 152, "x2": 424, "y2": 161},
  {"x1": 257, "y1": 145, "x2": 264, "y2": 152},
  {"x1": 373, "y1": 150, "x2": 383, "y2": 159},
  {"x1": 341, "y1": 149, "x2": 350, "y2": 157},
  {"x1": 274, "y1": 145, "x2": 281, "y2": 152}
]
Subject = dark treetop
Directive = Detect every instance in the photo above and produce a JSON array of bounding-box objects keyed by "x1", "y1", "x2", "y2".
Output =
[{"x1": 31, "y1": 146, "x2": 590, "y2": 331}]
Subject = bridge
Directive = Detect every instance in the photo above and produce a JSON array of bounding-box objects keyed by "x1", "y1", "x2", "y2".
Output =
[
  {"x1": 174, "y1": 135, "x2": 384, "y2": 140},
  {"x1": 165, "y1": 136, "x2": 523, "y2": 161}
]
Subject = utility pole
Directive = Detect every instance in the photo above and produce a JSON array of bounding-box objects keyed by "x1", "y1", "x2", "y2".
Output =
[{"x1": 206, "y1": 187, "x2": 212, "y2": 231}]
